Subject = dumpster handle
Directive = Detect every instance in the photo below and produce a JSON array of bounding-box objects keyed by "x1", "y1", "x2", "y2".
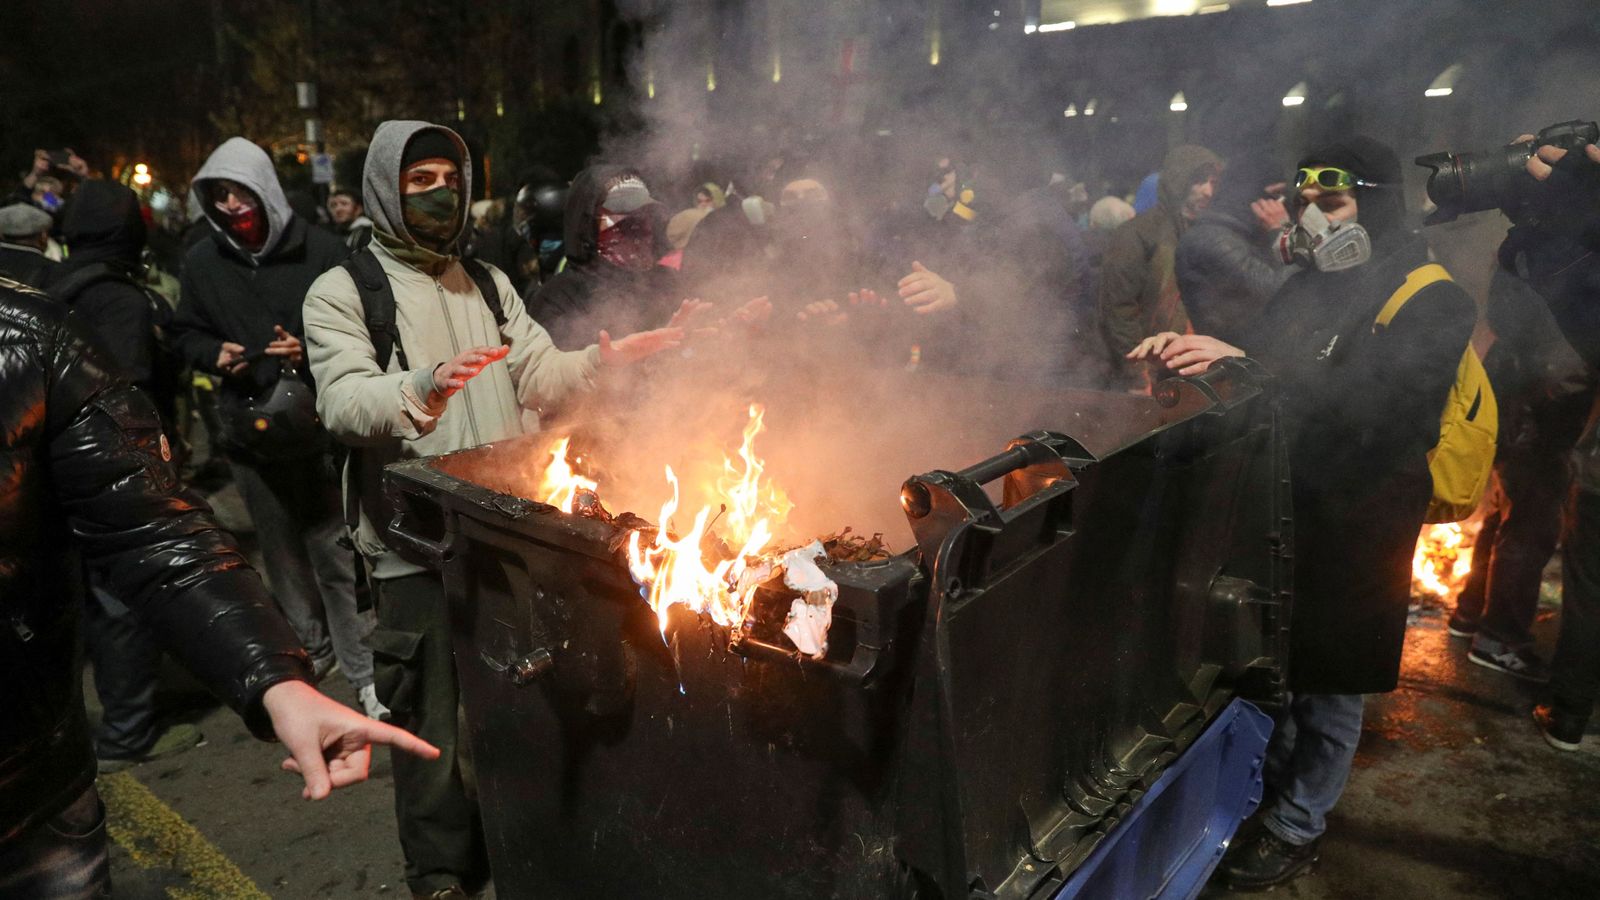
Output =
[{"x1": 387, "y1": 508, "x2": 459, "y2": 566}]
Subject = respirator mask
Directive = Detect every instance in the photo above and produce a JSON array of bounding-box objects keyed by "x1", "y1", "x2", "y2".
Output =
[{"x1": 1277, "y1": 202, "x2": 1371, "y2": 272}]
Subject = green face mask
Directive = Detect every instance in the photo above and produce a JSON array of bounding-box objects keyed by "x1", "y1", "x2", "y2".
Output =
[{"x1": 402, "y1": 185, "x2": 460, "y2": 247}]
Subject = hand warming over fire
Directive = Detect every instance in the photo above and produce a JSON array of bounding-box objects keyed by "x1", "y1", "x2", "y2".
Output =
[
  {"x1": 432, "y1": 344, "x2": 510, "y2": 397},
  {"x1": 1156, "y1": 334, "x2": 1245, "y2": 377},
  {"x1": 667, "y1": 297, "x2": 716, "y2": 331},
  {"x1": 899, "y1": 261, "x2": 958, "y2": 314},
  {"x1": 262, "y1": 680, "x2": 440, "y2": 801},
  {"x1": 1127, "y1": 332, "x2": 1183, "y2": 361},
  {"x1": 598, "y1": 326, "x2": 685, "y2": 366}
]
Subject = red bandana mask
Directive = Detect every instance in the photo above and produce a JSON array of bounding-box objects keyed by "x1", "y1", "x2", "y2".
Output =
[
  {"x1": 596, "y1": 210, "x2": 656, "y2": 271},
  {"x1": 222, "y1": 205, "x2": 268, "y2": 251}
]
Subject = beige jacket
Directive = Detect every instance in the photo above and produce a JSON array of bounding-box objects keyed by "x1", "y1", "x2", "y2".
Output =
[{"x1": 304, "y1": 240, "x2": 598, "y2": 575}]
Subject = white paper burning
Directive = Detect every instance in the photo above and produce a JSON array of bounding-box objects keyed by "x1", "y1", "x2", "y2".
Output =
[{"x1": 779, "y1": 541, "x2": 838, "y2": 658}]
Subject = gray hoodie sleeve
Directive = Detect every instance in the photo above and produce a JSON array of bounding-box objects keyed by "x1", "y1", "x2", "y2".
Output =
[{"x1": 303, "y1": 266, "x2": 445, "y2": 444}]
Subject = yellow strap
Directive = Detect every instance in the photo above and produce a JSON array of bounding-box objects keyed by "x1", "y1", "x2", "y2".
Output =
[{"x1": 1375, "y1": 263, "x2": 1453, "y2": 329}]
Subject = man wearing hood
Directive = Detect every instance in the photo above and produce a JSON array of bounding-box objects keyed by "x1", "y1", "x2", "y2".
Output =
[
  {"x1": 1131, "y1": 136, "x2": 1476, "y2": 889},
  {"x1": 1174, "y1": 153, "x2": 1292, "y2": 346},
  {"x1": 304, "y1": 122, "x2": 681, "y2": 900},
  {"x1": 1099, "y1": 144, "x2": 1223, "y2": 387},
  {"x1": 170, "y1": 138, "x2": 376, "y2": 717}
]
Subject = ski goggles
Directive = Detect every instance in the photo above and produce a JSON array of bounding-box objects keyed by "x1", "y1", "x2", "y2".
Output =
[{"x1": 1295, "y1": 166, "x2": 1382, "y2": 192}]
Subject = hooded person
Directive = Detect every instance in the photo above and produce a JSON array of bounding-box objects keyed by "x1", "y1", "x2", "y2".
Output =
[
  {"x1": 1174, "y1": 151, "x2": 1293, "y2": 345},
  {"x1": 303, "y1": 122, "x2": 683, "y2": 900},
  {"x1": 1098, "y1": 144, "x2": 1224, "y2": 386},
  {"x1": 168, "y1": 137, "x2": 377, "y2": 719},
  {"x1": 0, "y1": 202, "x2": 58, "y2": 288},
  {"x1": 524, "y1": 164, "x2": 681, "y2": 350},
  {"x1": 1131, "y1": 135, "x2": 1476, "y2": 890}
]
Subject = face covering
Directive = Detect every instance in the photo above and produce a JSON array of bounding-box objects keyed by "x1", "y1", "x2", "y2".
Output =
[
  {"x1": 403, "y1": 185, "x2": 461, "y2": 248},
  {"x1": 1277, "y1": 201, "x2": 1371, "y2": 272},
  {"x1": 596, "y1": 211, "x2": 656, "y2": 270},
  {"x1": 36, "y1": 191, "x2": 61, "y2": 213},
  {"x1": 220, "y1": 204, "x2": 268, "y2": 250}
]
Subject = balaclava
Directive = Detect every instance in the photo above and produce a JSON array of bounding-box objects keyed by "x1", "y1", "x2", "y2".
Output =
[{"x1": 595, "y1": 175, "x2": 658, "y2": 271}]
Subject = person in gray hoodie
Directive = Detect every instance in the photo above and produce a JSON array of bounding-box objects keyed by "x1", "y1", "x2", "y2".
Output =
[
  {"x1": 304, "y1": 121, "x2": 681, "y2": 899},
  {"x1": 170, "y1": 137, "x2": 380, "y2": 718}
]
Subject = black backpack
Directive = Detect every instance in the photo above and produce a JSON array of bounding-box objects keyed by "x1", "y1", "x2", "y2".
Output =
[
  {"x1": 336, "y1": 248, "x2": 509, "y2": 567},
  {"x1": 49, "y1": 262, "x2": 183, "y2": 429}
]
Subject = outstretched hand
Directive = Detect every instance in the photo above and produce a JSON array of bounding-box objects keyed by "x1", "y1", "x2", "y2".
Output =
[
  {"x1": 1157, "y1": 334, "x2": 1245, "y2": 376},
  {"x1": 598, "y1": 327, "x2": 685, "y2": 367},
  {"x1": 1126, "y1": 332, "x2": 1183, "y2": 361},
  {"x1": 432, "y1": 345, "x2": 510, "y2": 397},
  {"x1": 898, "y1": 261, "x2": 958, "y2": 314},
  {"x1": 263, "y1": 680, "x2": 440, "y2": 801}
]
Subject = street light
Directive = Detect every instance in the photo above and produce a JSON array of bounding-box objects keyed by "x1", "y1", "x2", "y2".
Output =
[
  {"x1": 1426, "y1": 63, "x2": 1462, "y2": 98},
  {"x1": 1282, "y1": 81, "x2": 1308, "y2": 107},
  {"x1": 1170, "y1": 92, "x2": 1188, "y2": 112},
  {"x1": 132, "y1": 163, "x2": 152, "y2": 187}
]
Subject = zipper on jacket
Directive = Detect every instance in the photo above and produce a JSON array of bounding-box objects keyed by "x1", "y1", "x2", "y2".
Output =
[{"x1": 436, "y1": 277, "x2": 483, "y2": 446}]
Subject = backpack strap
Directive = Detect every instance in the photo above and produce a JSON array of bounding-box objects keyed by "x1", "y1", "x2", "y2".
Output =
[
  {"x1": 341, "y1": 248, "x2": 407, "y2": 370},
  {"x1": 47, "y1": 262, "x2": 123, "y2": 307},
  {"x1": 460, "y1": 257, "x2": 508, "y2": 330},
  {"x1": 1374, "y1": 263, "x2": 1453, "y2": 330}
]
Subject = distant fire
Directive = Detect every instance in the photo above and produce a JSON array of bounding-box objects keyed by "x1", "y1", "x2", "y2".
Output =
[
  {"x1": 1411, "y1": 522, "x2": 1475, "y2": 601},
  {"x1": 535, "y1": 405, "x2": 835, "y2": 656}
]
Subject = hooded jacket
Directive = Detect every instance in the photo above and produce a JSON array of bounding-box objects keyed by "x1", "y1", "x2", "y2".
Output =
[
  {"x1": 0, "y1": 283, "x2": 310, "y2": 849},
  {"x1": 304, "y1": 122, "x2": 599, "y2": 578},
  {"x1": 172, "y1": 138, "x2": 347, "y2": 404},
  {"x1": 51, "y1": 180, "x2": 160, "y2": 388},
  {"x1": 526, "y1": 164, "x2": 679, "y2": 350},
  {"x1": 1240, "y1": 137, "x2": 1475, "y2": 694},
  {"x1": 1174, "y1": 155, "x2": 1292, "y2": 347},
  {"x1": 1099, "y1": 144, "x2": 1223, "y2": 378}
]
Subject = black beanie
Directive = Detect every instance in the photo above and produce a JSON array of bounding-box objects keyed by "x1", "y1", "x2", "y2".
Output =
[
  {"x1": 401, "y1": 130, "x2": 463, "y2": 170},
  {"x1": 1298, "y1": 134, "x2": 1406, "y2": 240}
]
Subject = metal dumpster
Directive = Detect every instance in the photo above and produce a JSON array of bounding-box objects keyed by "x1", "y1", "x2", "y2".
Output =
[{"x1": 382, "y1": 359, "x2": 1290, "y2": 900}]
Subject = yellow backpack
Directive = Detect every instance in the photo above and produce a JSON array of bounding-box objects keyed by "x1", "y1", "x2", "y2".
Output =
[{"x1": 1374, "y1": 263, "x2": 1497, "y2": 523}]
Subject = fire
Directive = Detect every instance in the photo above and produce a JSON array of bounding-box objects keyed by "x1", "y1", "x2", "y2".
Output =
[
  {"x1": 537, "y1": 405, "x2": 808, "y2": 642},
  {"x1": 1411, "y1": 522, "x2": 1475, "y2": 601},
  {"x1": 537, "y1": 436, "x2": 597, "y2": 512}
]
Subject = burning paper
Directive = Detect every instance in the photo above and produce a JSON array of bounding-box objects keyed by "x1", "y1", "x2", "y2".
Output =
[{"x1": 778, "y1": 541, "x2": 839, "y2": 658}]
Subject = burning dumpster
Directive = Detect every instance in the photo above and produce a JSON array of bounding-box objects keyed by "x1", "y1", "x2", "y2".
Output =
[{"x1": 382, "y1": 358, "x2": 1290, "y2": 900}]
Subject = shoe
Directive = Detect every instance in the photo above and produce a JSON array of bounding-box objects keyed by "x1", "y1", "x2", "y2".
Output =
[
  {"x1": 97, "y1": 723, "x2": 204, "y2": 773},
  {"x1": 311, "y1": 654, "x2": 341, "y2": 684},
  {"x1": 1219, "y1": 827, "x2": 1319, "y2": 891},
  {"x1": 358, "y1": 684, "x2": 391, "y2": 720},
  {"x1": 1467, "y1": 637, "x2": 1551, "y2": 682},
  {"x1": 1446, "y1": 613, "x2": 1478, "y2": 638},
  {"x1": 1533, "y1": 704, "x2": 1586, "y2": 752}
]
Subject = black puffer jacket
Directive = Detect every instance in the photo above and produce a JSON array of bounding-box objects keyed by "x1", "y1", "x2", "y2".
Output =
[{"x1": 0, "y1": 280, "x2": 311, "y2": 847}]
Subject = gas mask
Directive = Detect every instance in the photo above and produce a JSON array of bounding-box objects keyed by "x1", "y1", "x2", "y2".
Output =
[
  {"x1": 596, "y1": 210, "x2": 656, "y2": 270},
  {"x1": 1277, "y1": 202, "x2": 1371, "y2": 272}
]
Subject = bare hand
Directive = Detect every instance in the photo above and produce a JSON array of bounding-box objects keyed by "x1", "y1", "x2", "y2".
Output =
[
  {"x1": 598, "y1": 327, "x2": 684, "y2": 367},
  {"x1": 432, "y1": 345, "x2": 510, "y2": 397},
  {"x1": 849, "y1": 288, "x2": 888, "y2": 309},
  {"x1": 1526, "y1": 140, "x2": 1600, "y2": 181},
  {"x1": 667, "y1": 298, "x2": 715, "y2": 330},
  {"x1": 899, "y1": 261, "x2": 958, "y2": 314},
  {"x1": 29, "y1": 150, "x2": 50, "y2": 179},
  {"x1": 63, "y1": 149, "x2": 90, "y2": 178},
  {"x1": 263, "y1": 680, "x2": 440, "y2": 801},
  {"x1": 731, "y1": 296, "x2": 772, "y2": 326},
  {"x1": 797, "y1": 299, "x2": 849, "y2": 326},
  {"x1": 217, "y1": 341, "x2": 249, "y2": 375},
  {"x1": 1127, "y1": 332, "x2": 1182, "y2": 361},
  {"x1": 1158, "y1": 334, "x2": 1245, "y2": 376},
  {"x1": 265, "y1": 325, "x2": 303, "y2": 365},
  {"x1": 1251, "y1": 197, "x2": 1289, "y2": 233}
]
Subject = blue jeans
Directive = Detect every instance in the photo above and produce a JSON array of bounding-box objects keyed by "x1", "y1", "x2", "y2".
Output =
[
  {"x1": 0, "y1": 787, "x2": 111, "y2": 899},
  {"x1": 1261, "y1": 692, "x2": 1365, "y2": 846}
]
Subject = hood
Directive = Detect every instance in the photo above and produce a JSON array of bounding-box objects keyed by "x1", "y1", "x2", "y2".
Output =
[
  {"x1": 1298, "y1": 135, "x2": 1407, "y2": 242},
  {"x1": 362, "y1": 121, "x2": 473, "y2": 248},
  {"x1": 563, "y1": 164, "x2": 645, "y2": 266},
  {"x1": 1157, "y1": 144, "x2": 1224, "y2": 214},
  {"x1": 60, "y1": 179, "x2": 147, "y2": 267},
  {"x1": 191, "y1": 137, "x2": 295, "y2": 260}
]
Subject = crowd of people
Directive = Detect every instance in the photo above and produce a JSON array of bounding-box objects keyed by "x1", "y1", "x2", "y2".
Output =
[{"x1": 2, "y1": 109, "x2": 1598, "y2": 899}]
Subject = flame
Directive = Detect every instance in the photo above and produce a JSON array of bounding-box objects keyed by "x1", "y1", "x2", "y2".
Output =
[
  {"x1": 538, "y1": 436, "x2": 597, "y2": 512},
  {"x1": 1411, "y1": 523, "x2": 1475, "y2": 601},
  {"x1": 540, "y1": 405, "x2": 793, "y2": 636}
]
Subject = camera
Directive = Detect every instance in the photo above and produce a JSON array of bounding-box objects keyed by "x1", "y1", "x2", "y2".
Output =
[{"x1": 1415, "y1": 120, "x2": 1599, "y2": 224}]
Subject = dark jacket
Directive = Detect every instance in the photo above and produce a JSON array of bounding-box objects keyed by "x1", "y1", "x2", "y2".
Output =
[
  {"x1": 53, "y1": 180, "x2": 159, "y2": 388},
  {"x1": 1243, "y1": 233, "x2": 1474, "y2": 694},
  {"x1": 0, "y1": 283, "x2": 310, "y2": 848},
  {"x1": 526, "y1": 165, "x2": 680, "y2": 350},
  {"x1": 1175, "y1": 207, "x2": 1290, "y2": 347},
  {"x1": 0, "y1": 242, "x2": 56, "y2": 289},
  {"x1": 173, "y1": 142, "x2": 346, "y2": 400},
  {"x1": 1099, "y1": 145, "x2": 1224, "y2": 375}
]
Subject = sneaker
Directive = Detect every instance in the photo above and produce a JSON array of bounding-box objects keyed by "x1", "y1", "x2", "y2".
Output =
[
  {"x1": 1468, "y1": 637, "x2": 1551, "y2": 682},
  {"x1": 1446, "y1": 613, "x2": 1478, "y2": 639},
  {"x1": 358, "y1": 684, "x2": 391, "y2": 720},
  {"x1": 97, "y1": 723, "x2": 204, "y2": 773},
  {"x1": 1219, "y1": 827, "x2": 1320, "y2": 891},
  {"x1": 311, "y1": 654, "x2": 341, "y2": 684},
  {"x1": 1533, "y1": 704, "x2": 1586, "y2": 752}
]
